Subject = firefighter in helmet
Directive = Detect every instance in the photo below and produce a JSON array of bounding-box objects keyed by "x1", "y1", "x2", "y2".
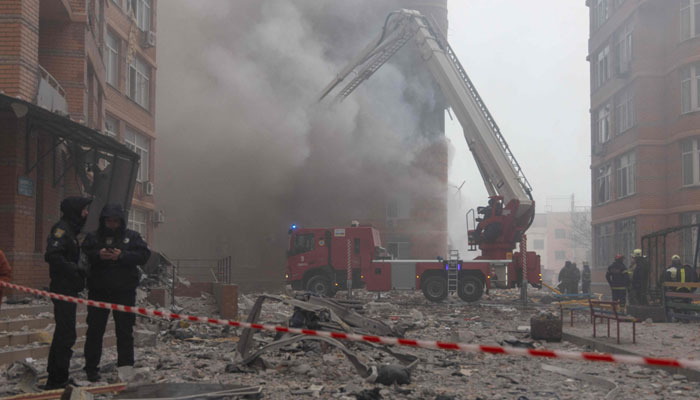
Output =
[{"x1": 628, "y1": 249, "x2": 649, "y2": 305}]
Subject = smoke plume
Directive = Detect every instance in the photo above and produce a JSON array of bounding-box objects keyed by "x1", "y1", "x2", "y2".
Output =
[{"x1": 155, "y1": 0, "x2": 446, "y2": 274}]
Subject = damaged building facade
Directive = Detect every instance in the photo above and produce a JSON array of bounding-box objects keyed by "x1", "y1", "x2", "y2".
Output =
[
  {"x1": 589, "y1": 0, "x2": 700, "y2": 290},
  {"x1": 0, "y1": 0, "x2": 158, "y2": 289}
]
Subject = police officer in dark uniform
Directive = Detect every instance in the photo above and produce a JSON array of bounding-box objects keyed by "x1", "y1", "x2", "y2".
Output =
[
  {"x1": 44, "y1": 196, "x2": 92, "y2": 389},
  {"x1": 82, "y1": 204, "x2": 150, "y2": 382}
]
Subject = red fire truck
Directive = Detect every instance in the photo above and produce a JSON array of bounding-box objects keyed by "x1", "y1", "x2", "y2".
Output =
[
  {"x1": 286, "y1": 10, "x2": 543, "y2": 301},
  {"x1": 286, "y1": 222, "x2": 541, "y2": 302}
]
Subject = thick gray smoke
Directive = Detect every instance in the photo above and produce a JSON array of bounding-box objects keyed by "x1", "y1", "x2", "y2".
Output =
[{"x1": 156, "y1": 1, "x2": 446, "y2": 274}]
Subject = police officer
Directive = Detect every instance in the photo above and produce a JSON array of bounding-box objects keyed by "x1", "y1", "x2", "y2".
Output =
[
  {"x1": 629, "y1": 249, "x2": 649, "y2": 305},
  {"x1": 606, "y1": 254, "x2": 629, "y2": 307},
  {"x1": 581, "y1": 262, "x2": 592, "y2": 295},
  {"x1": 44, "y1": 196, "x2": 92, "y2": 389},
  {"x1": 82, "y1": 204, "x2": 150, "y2": 382}
]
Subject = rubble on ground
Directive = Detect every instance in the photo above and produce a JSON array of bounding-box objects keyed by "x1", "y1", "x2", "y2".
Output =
[{"x1": 1, "y1": 288, "x2": 700, "y2": 399}]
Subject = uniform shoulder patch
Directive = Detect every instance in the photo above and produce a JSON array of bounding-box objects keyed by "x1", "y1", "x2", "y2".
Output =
[{"x1": 54, "y1": 228, "x2": 65, "y2": 238}]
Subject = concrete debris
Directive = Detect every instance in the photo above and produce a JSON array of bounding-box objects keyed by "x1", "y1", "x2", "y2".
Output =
[
  {"x1": 133, "y1": 329, "x2": 157, "y2": 348},
  {"x1": 2, "y1": 289, "x2": 700, "y2": 399}
]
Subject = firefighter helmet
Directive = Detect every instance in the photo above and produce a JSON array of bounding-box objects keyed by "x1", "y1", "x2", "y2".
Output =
[
  {"x1": 615, "y1": 254, "x2": 624, "y2": 261},
  {"x1": 632, "y1": 249, "x2": 642, "y2": 257},
  {"x1": 672, "y1": 254, "x2": 681, "y2": 261}
]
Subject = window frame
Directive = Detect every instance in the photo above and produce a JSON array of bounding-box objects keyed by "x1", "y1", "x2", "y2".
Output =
[
  {"x1": 387, "y1": 242, "x2": 410, "y2": 259},
  {"x1": 104, "y1": 29, "x2": 120, "y2": 88},
  {"x1": 124, "y1": 126, "x2": 150, "y2": 182},
  {"x1": 681, "y1": 137, "x2": 700, "y2": 186},
  {"x1": 594, "y1": 222, "x2": 614, "y2": 267},
  {"x1": 614, "y1": 20, "x2": 633, "y2": 75},
  {"x1": 596, "y1": 163, "x2": 612, "y2": 205},
  {"x1": 104, "y1": 115, "x2": 119, "y2": 138},
  {"x1": 616, "y1": 151, "x2": 636, "y2": 198},
  {"x1": 681, "y1": 0, "x2": 700, "y2": 42},
  {"x1": 614, "y1": 217, "x2": 636, "y2": 259},
  {"x1": 597, "y1": 103, "x2": 611, "y2": 144},
  {"x1": 554, "y1": 229, "x2": 566, "y2": 239},
  {"x1": 595, "y1": 45, "x2": 611, "y2": 89},
  {"x1": 129, "y1": 0, "x2": 152, "y2": 32},
  {"x1": 615, "y1": 86, "x2": 635, "y2": 134},
  {"x1": 127, "y1": 207, "x2": 148, "y2": 238},
  {"x1": 127, "y1": 56, "x2": 150, "y2": 110}
]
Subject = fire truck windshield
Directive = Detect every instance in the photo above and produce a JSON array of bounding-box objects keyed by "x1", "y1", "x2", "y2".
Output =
[{"x1": 292, "y1": 233, "x2": 315, "y2": 254}]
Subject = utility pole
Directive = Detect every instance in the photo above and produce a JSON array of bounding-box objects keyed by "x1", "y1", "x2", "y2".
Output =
[{"x1": 520, "y1": 235, "x2": 528, "y2": 305}]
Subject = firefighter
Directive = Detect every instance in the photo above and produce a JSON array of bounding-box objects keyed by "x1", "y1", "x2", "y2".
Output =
[
  {"x1": 662, "y1": 255, "x2": 697, "y2": 295},
  {"x1": 581, "y1": 262, "x2": 591, "y2": 295},
  {"x1": 629, "y1": 249, "x2": 649, "y2": 305},
  {"x1": 606, "y1": 254, "x2": 629, "y2": 307},
  {"x1": 82, "y1": 204, "x2": 150, "y2": 382},
  {"x1": 0, "y1": 250, "x2": 12, "y2": 312},
  {"x1": 558, "y1": 261, "x2": 580, "y2": 294},
  {"x1": 44, "y1": 196, "x2": 92, "y2": 389}
]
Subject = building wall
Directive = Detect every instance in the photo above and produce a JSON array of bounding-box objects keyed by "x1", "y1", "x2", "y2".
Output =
[
  {"x1": 0, "y1": 0, "x2": 157, "y2": 289},
  {"x1": 589, "y1": 0, "x2": 700, "y2": 288}
]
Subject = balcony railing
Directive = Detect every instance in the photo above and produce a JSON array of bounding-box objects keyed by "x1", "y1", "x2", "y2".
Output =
[{"x1": 36, "y1": 65, "x2": 68, "y2": 114}]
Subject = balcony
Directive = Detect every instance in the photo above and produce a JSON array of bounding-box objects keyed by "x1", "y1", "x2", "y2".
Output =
[
  {"x1": 39, "y1": 0, "x2": 74, "y2": 22},
  {"x1": 36, "y1": 65, "x2": 68, "y2": 115}
]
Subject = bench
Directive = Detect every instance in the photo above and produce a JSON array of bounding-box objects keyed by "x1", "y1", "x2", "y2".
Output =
[
  {"x1": 662, "y1": 282, "x2": 700, "y2": 322},
  {"x1": 556, "y1": 294, "x2": 600, "y2": 327},
  {"x1": 589, "y1": 300, "x2": 639, "y2": 344}
]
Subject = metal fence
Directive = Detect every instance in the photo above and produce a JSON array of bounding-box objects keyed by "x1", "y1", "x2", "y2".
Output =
[{"x1": 217, "y1": 256, "x2": 232, "y2": 284}]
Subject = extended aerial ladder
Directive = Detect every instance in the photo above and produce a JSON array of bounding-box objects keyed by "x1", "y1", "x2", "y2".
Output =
[{"x1": 319, "y1": 9, "x2": 535, "y2": 261}]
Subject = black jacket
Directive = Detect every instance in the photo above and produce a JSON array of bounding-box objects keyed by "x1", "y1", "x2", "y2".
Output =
[
  {"x1": 45, "y1": 197, "x2": 92, "y2": 294},
  {"x1": 631, "y1": 256, "x2": 649, "y2": 289},
  {"x1": 606, "y1": 260, "x2": 629, "y2": 289},
  {"x1": 558, "y1": 262, "x2": 580, "y2": 283},
  {"x1": 82, "y1": 204, "x2": 150, "y2": 293},
  {"x1": 581, "y1": 266, "x2": 592, "y2": 283}
]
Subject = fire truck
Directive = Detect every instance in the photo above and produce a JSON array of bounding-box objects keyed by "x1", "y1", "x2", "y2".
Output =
[{"x1": 286, "y1": 9, "x2": 542, "y2": 302}]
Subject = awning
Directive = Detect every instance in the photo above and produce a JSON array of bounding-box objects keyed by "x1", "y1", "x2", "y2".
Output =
[{"x1": 0, "y1": 93, "x2": 141, "y2": 230}]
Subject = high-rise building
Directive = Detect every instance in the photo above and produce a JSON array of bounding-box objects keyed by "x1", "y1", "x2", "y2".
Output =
[
  {"x1": 0, "y1": 0, "x2": 156, "y2": 288},
  {"x1": 588, "y1": 0, "x2": 700, "y2": 288}
]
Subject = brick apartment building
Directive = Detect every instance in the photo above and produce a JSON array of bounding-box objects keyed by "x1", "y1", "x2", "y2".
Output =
[
  {"x1": 0, "y1": 0, "x2": 157, "y2": 289},
  {"x1": 588, "y1": 0, "x2": 700, "y2": 288}
]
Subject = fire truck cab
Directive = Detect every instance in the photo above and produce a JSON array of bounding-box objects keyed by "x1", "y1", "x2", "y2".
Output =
[{"x1": 286, "y1": 224, "x2": 541, "y2": 302}]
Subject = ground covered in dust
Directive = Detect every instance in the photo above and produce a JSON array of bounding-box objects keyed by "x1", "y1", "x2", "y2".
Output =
[{"x1": 2, "y1": 289, "x2": 700, "y2": 399}]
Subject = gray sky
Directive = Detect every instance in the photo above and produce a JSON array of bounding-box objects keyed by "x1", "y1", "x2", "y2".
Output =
[{"x1": 445, "y1": 0, "x2": 591, "y2": 213}]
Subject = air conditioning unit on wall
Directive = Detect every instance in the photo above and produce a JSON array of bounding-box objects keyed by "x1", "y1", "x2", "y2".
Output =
[
  {"x1": 144, "y1": 181, "x2": 154, "y2": 196},
  {"x1": 143, "y1": 31, "x2": 156, "y2": 48}
]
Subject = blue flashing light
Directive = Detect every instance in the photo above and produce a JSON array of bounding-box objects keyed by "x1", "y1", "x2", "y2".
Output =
[
  {"x1": 458, "y1": 264, "x2": 461, "y2": 271},
  {"x1": 291, "y1": 224, "x2": 297, "y2": 230},
  {"x1": 445, "y1": 264, "x2": 449, "y2": 270}
]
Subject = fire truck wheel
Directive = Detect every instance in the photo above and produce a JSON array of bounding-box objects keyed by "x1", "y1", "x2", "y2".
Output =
[
  {"x1": 306, "y1": 274, "x2": 335, "y2": 297},
  {"x1": 457, "y1": 276, "x2": 484, "y2": 302},
  {"x1": 422, "y1": 276, "x2": 448, "y2": 302}
]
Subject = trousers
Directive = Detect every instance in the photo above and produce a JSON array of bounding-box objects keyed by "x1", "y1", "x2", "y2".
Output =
[
  {"x1": 611, "y1": 288, "x2": 627, "y2": 306},
  {"x1": 84, "y1": 289, "x2": 136, "y2": 372},
  {"x1": 47, "y1": 296, "x2": 78, "y2": 384}
]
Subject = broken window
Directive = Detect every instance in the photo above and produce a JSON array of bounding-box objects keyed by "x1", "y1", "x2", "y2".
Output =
[
  {"x1": 616, "y1": 151, "x2": 635, "y2": 198},
  {"x1": 596, "y1": 163, "x2": 611, "y2": 204}
]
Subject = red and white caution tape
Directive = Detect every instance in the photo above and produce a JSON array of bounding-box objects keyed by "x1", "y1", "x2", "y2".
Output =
[{"x1": 2, "y1": 280, "x2": 699, "y2": 370}]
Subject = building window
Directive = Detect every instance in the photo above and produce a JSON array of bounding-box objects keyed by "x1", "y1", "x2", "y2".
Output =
[
  {"x1": 681, "y1": 0, "x2": 700, "y2": 41},
  {"x1": 594, "y1": 222, "x2": 614, "y2": 267},
  {"x1": 679, "y1": 211, "x2": 700, "y2": 263},
  {"x1": 128, "y1": 207, "x2": 148, "y2": 238},
  {"x1": 386, "y1": 197, "x2": 411, "y2": 219},
  {"x1": 614, "y1": 21, "x2": 633, "y2": 76},
  {"x1": 596, "y1": 104, "x2": 611, "y2": 144},
  {"x1": 595, "y1": 45, "x2": 611, "y2": 89},
  {"x1": 387, "y1": 242, "x2": 410, "y2": 259},
  {"x1": 614, "y1": 218, "x2": 635, "y2": 259},
  {"x1": 616, "y1": 152, "x2": 636, "y2": 198},
  {"x1": 592, "y1": 0, "x2": 609, "y2": 30},
  {"x1": 129, "y1": 0, "x2": 152, "y2": 32},
  {"x1": 533, "y1": 239, "x2": 545, "y2": 250},
  {"x1": 615, "y1": 87, "x2": 635, "y2": 134},
  {"x1": 127, "y1": 56, "x2": 150, "y2": 110},
  {"x1": 104, "y1": 30, "x2": 120, "y2": 88},
  {"x1": 124, "y1": 127, "x2": 150, "y2": 182},
  {"x1": 681, "y1": 137, "x2": 700, "y2": 186},
  {"x1": 555, "y1": 251, "x2": 566, "y2": 260},
  {"x1": 681, "y1": 64, "x2": 700, "y2": 114},
  {"x1": 104, "y1": 115, "x2": 119, "y2": 137},
  {"x1": 596, "y1": 163, "x2": 612, "y2": 204},
  {"x1": 555, "y1": 229, "x2": 566, "y2": 239}
]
